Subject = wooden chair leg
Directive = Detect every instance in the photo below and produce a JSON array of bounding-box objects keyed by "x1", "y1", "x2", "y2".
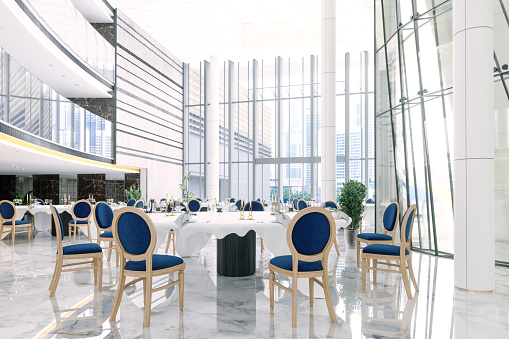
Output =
[
  {"x1": 109, "y1": 273, "x2": 126, "y2": 322},
  {"x1": 28, "y1": 224, "x2": 32, "y2": 243},
  {"x1": 87, "y1": 224, "x2": 91, "y2": 243},
  {"x1": 333, "y1": 239, "x2": 340, "y2": 256},
  {"x1": 400, "y1": 260, "x2": 412, "y2": 299},
  {"x1": 144, "y1": 274, "x2": 153, "y2": 327},
  {"x1": 49, "y1": 258, "x2": 63, "y2": 297},
  {"x1": 172, "y1": 233, "x2": 176, "y2": 256},
  {"x1": 165, "y1": 232, "x2": 172, "y2": 254},
  {"x1": 322, "y1": 271, "x2": 337, "y2": 324},
  {"x1": 178, "y1": 270, "x2": 184, "y2": 311},
  {"x1": 11, "y1": 227, "x2": 15, "y2": 246},
  {"x1": 107, "y1": 242, "x2": 113, "y2": 262},
  {"x1": 356, "y1": 240, "x2": 361, "y2": 267},
  {"x1": 292, "y1": 276, "x2": 298, "y2": 328},
  {"x1": 93, "y1": 258, "x2": 98, "y2": 285},
  {"x1": 98, "y1": 258, "x2": 103, "y2": 292},
  {"x1": 260, "y1": 238, "x2": 264, "y2": 253},
  {"x1": 269, "y1": 270, "x2": 275, "y2": 311},
  {"x1": 407, "y1": 258, "x2": 419, "y2": 291},
  {"x1": 309, "y1": 278, "x2": 314, "y2": 307},
  {"x1": 373, "y1": 259, "x2": 378, "y2": 285},
  {"x1": 361, "y1": 257, "x2": 367, "y2": 293},
  {"x1": 69, "y1": 226, "x2": 72, "y2": 243}
]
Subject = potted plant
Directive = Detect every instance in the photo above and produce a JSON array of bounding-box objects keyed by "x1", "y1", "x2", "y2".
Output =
[
  {"x1": 338, "y1": 180, "x2": 366, "y2": 249},
  {"x1": 179, "y1": 173, "x2": 194, "y2": 203},
  {"x1": 125, "y1": 185, "x2": 141, "y2": 202}
]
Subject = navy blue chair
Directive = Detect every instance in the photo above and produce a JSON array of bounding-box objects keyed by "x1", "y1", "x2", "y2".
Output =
[
  {"x1": 0, "y1": 200, "x2": 32, "y2": 246},
  {"x1": 196, "y1": 198, "x2": 202, "y2": 201},
  {"x1": 49, "y1": 205, "x2": 102, "y2": 297},
  {"x1": 109, "y1": 207, "x2": 185, "y2": 327},
  {"x1": 235, "y1": 199, "x2": 245, "y2": 211},
  {"x1": 268, "y1": 207, "x2": 337, "y2": 328},
  {"x1": 292, "y1": 199, "x2": 298, "y2": 210},
  {"x1": 126, "y1": 199, "x2": 136, "y2": 207},
  {"x1": 134, "y1": 200, "x2": 144, "y2": 208},
  {"x1": 361, "y1": 204, "x2": 418, "y2": 299},
  {"x1": 366, "y1": 198, "x2": 375, "y2": 204},
  {"x1": 229, "y1": 198, "x2": 236, "y2": 203},
  {"x1": 187, "y1": 199, "x2": 201, "y2": 212},
  {"x1": 243, "y1": 200, "x2": 264, "y2": 211},
  {"x1": 160, "y1": 198, "x2": 167, "y2": 212},
  {"x1": 93, "y1": 202, "x2": 118, "y2": 265},
  {"x1": 68, "y1": 200, "x2": 93, "y2": 244},
  {"x1": 297, "y1": 199, "x2": 308, "y2": 211},
  {"x1": 356, "y1": 202, "x2": 399, "y2": 267},
  {"x1": 33, "y1": 198, "x2": 45, "y2": 205},
  {"x1": 324, "y1": 201, "x2": 338, "y2": 210},
  {"x1": 145, "y1": 199, "x2": 156, "y2": 213}
]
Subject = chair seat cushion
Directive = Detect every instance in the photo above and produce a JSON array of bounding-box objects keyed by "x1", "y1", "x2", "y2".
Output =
[
  {"x1": 3, "y1": 220, "x2": 31, "y2": 226},
  {"x1": 270, "y1": 255, "x2": 322, "y2": 272},
  {"x1": 62, "y1": 243, "x2": 102, "y2": 255},
  {"x1": 363, "y1": 244, "x2": 409, "y2": 256},
  {"x1": 99, "y1": 231, "x2": 113, "y2": 238},
  {"x1": 69, "y1": 220, "x2": 89, "y2": 225},
  {"x1": 357, "y1": 233, "x2": 392, "y2": 241},
  {"x1": 125, "y1": 254, "x2": 184, "y2": 271}
]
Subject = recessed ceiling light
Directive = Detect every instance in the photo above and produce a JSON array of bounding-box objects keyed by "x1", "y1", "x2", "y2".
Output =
[{"x1": 0, "y1": 27, "x2": 5, "y2": 31}]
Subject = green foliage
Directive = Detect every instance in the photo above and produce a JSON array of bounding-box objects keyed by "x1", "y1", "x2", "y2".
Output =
[
  {"x1": 269, "y1": 187, "x2": 312, "y2": 202},
  {"x1": 179, "y1": 173, "x2": 194, "y2": 202},
  {"x1": 338, "y1": 180, "x2": 367, "y2": 229},
  {"x1": 10, "y1": 190, "x2": 33, "y2": 205},
  {"x1": 125, "y1": 185, "x2": 141, "y2": 202}
]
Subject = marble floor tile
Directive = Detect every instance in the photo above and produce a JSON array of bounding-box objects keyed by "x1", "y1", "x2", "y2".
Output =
[{"x1": 0, "y1": 229, "x2": 508, "y2": 338}]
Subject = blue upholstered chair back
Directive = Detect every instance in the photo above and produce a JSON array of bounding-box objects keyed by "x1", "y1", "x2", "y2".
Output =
[
  {"x1": 135, "y1": 200, "x2": 144, "y2": 208},
  {"x1": 73, "y1": 201, "x2": 92, "y2": 219},
  {"x1": 229, "y1": 198, "x2": 236, "y2": 203},
  {"x1": 293, "y1": 199, "x2": 298, "y2": 210},
  {"x1": 160, "y1": 198, "x2": 167, "y2": 204},
  {"x1": 50, "y1": 205, "x2": 64, "y2": 241},
  {"x1": 256, "y1": 198, "x2": 261, "y2": 202},
  {"x1": 34, "y1": 199, "x2": 45, "y2": 205},
  {"x1": 0, "y1": 201, "x2": 15, "y2": 220},
  {"x1": 383, "y1": 203, "x2": 399, "y2": 232},
  {"x1": 366, "y1": 198, "x2": 375, "y2": 204},
  {"x1": 290, "y1": 210, "x2": 333, "y2": 256},
  {"x1": 127, "y1": 199, "x2": 136, "y2": 206},
  {"x1": 297, "y1": 199, "x2": 308, "y2": 211},
  {"x1": 95, "y1": 202, "x2": 113, "y2": 229},
  {"x1": 401, "y1": 206, "x2": 416, "y2": 243},
  {"x1": 177, "y1": 201, "x2": 187, "y2": 212},
  {"x1": 324, "y1": 201, "x2": 338, "y2": 209},
  {"x1": 235, "y1": 199, "x2": 244, "y2": 210},
  {"x1": 244, "y1": 201, "x2": 264, "y2": 211},
  {"x1": 116, "y1": 209, "x2": 153, "y2": 256},
  {"x1": 196, "y1": 198, "x2": 202, "y2": 201},
  {"x1": 188, "y1": 199, "x2": 201, "y2": 212}
]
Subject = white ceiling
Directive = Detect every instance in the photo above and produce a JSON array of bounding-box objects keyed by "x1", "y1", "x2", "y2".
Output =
[
  {"x1": 0, "y1": 135, "x2": 137, "y2": 180},
  {"x1": 113, "y1": 0, "x2": 374, "y2": 63}
]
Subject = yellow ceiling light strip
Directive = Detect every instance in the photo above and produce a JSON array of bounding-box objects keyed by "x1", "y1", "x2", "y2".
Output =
[
  {"x1": 0, "y1": 133, "x2": 139, "y2": 173},
  {"x1": 33, "y1": 293, "x2": 95, "y2": 339}
]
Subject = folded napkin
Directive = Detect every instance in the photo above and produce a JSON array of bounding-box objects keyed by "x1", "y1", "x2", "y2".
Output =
[
  {"x1": 275, "y1": 212, "x2": 291, "y2": 228},
  {"x1": 175, "y1": 213, "x2": 192, "y2": 227}
]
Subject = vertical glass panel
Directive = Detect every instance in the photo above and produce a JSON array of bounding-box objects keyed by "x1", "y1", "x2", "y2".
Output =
[
  {"x1": 398, "y1": 0, "x2": 413, "y2": 24},
  {"x1": 386, "y1": 36, "x2": 402, "y2": 110},
  {"x1": 375, "y1": 0, "x2": 385, "y2": 50},
  {"x1": 383, "y1": 0, "x2": 399, "y2": 40},
  {"x1": 415, "y1": 0, "x2": 448, "y2": 16},
  {"x1": 401, "y1": 25, "x2": 421, "y2": 101},
  {"x1": 375, "y1": 48, "x2": 390, "y2": 114}
]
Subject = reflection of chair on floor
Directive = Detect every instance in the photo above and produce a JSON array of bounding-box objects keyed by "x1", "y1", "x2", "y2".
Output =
[
  {"x1": 362, "y1": 204, "x2": 418, "y2": 299},
  {"x1": 269, "y1": 207, "x2": 337, "y2": 328},
  {"x1": 50, "y1": 289, "x2": 103, "y2": 337},
  {"x1": 360, "y1": 279, "x2": 418, "y2": 338},
  {"x1": 109, "y1": 207, "x2": 185, "y2": 327}
]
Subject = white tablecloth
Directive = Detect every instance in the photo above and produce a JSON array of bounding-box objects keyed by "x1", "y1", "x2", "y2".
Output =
[{"x1": 15, "y1": 205, "x2": 72, "y2": 232}]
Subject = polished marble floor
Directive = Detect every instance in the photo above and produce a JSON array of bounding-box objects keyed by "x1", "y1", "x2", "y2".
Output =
[{"x1": 1, "y1": 228, "x2": 509, "y2": 338}]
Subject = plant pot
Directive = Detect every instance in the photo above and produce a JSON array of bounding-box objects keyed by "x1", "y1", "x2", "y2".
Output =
[{"x1": 343, "y1": 228, "x2": 359, "y2": 249}]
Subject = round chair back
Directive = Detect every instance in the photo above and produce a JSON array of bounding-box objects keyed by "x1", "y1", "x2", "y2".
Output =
[
  {"x1": 297, "y1": 199, "x2": 308, "y2": 211},
  {"x1": 187, "y1": 199, "x2": 201, "y2": 212},
  {"x1": 0, "y1": 201, "x2": 15, "y2": 220},
  {"x1": 134, "y1": 200, "x2": 144, "y2": 208},
  {"x1": 94, "y1": 202, "x2": 113, "y2": 229},
  {"x1": 324, "y1": 201, "x2": 338, "y2": 210},
  {"x1": 72, "y1": 200, "x2": 92, "y2": 219},
  {"x1": 244, "y1": 200, "x2": 264, "y2": 211},
  {"x1": 127, "y1": 199, "x2": 136, "y2": 206},
  {"x1": 383, "y1": 202, "x2": 399, "y2": 232},
  {"x1": 114, "y1": 207, "x2": 155, "y2": 257},
  {"x1": 235, "y1": 199, "x2": 244, "y2": 210}
]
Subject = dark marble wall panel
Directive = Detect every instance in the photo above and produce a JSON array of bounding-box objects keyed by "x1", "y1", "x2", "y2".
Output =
[
  {"x1": 33, "y1": 175, "x2": 59, "y2": 202},
  {"x1": 106, "y1": 180, "x2": 125, "y2": 202},
  {"x1": 68, "y1": 98, "x2": 114, "y2": 122},
  {"x1": 125, "y1": 173, "x2": 140, "y2": 193},
  {"x1": 0, "y1": 175, "x2": 16, "y2": 201},
  {"x1": 91, "y1": 23, "x2": 114, "y2": 46},
  {"x1": 78, "y1": 174, "x2": 106, "y2": 201}
]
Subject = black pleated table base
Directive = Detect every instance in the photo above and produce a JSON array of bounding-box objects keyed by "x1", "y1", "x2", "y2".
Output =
[{"x1": 216, "y1": 230, "x2": 256, "y2": 277}]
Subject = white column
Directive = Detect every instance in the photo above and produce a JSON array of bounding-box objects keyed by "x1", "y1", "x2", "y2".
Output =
[
  {"x1": 321, "y1": 0, "x2": 336, "y2": 202},
  {"x1": 206, "y1": 56, "x2": 220, "y2": 200},
  {"x1": 453, "y1": 0, "x2": 494, "y2": 291}
]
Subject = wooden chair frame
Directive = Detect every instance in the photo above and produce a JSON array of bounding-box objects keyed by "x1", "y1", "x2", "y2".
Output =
[
  {"x1": 269, "y1": 207, "x2": 337, "y2": 328},
  {"x1": 110, "y1": 207, "x2": 185, "y2": 327},
  {"x1": 186, "y1": 198, "x2": 202, "y2": 212},
  {"x1": 134, "y1": 199, "x2": 144, "y2": 209},
  {"x1": 0, "y1": 200, "x2": 33, "y2": 246},
  {"x1": 49, "y1": 204, "x2": 103, "y2": 297},
  {"x1": 69, "y1": 200, "x2": 93, "y2": 244},
  {"x1": 361, "y1": 204, "x2": 418, "y2": 299},
  {"x1": 356, "y1": 202, "x2": 399, "y2": 267},
  {"x1": 93, "y1": 202, "x2": 119, "y2": 266},
  {"x1": 296, "y1": 199, "x2": 308, "y2": 211}
]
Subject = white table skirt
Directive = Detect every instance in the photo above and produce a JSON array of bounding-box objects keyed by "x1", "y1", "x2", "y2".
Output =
[{"x1": 15, "y1": 205, "x2": 72, "y2": 232}]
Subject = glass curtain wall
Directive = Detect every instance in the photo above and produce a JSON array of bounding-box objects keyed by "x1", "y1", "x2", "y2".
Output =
[
  {"x1": 184, "y1": 54, "x2": 374, "y2": 205},
  {"x1": 0, "y1": 48, "x2": 113, "y2": 158},
  {"x1": 376, "y1": 0, "x2": 509, "y2": 263}
]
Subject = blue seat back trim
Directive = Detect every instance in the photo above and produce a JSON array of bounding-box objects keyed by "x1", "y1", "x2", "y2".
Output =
[
  {"x1": 95, "y1": 203, "x2": 113, "y2": 229},
  {"x1": 229, "y1": 198, "x2": 236, "y2": 203},
  {"x1": 0, "y1": 202, "x2": 14, "y2": 220},
  {"x1": 403, "y1": 210, "x2": 415, "y2": 242},
  {"x1": 135, "y1": 201, "x2": 144, "y2": 208},
  {"x1": 292, "y1": 212, "x2": 330, "y2": 256},
  {"x1": 51, "y1": 205, "x2": 64, "y2": 240},
  {"x1": 293, "y1": 199, "x2": 298, "y2": 210},
  {"x1": 244, "y1": 201, "x2": 264, "y2": 211},
  {"x1": 117, "y1": 211, "x2": 151, "y2": 255},
  {"x1": 127, "y1": 199, "x2": 136, "y2": 206},
  {"x1": 188, "y1": 200, "x2": 200, "y2": 212},
  {"x1": 74, "y1": 201, "x2": 91, "y2": 218},
  {"x1": 324, "y1": 201, "x2": 337, "y2": 209},
  {"x1": 383, "y1": 203, "x2": 398, "y2": 232}
]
